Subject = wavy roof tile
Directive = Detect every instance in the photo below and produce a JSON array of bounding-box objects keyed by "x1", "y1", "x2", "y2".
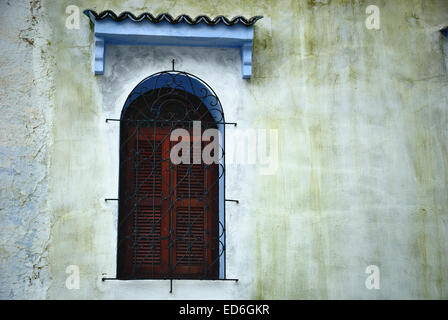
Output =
[{"x1": 84, "y1": 9, "x2": 263, "y2": 26}]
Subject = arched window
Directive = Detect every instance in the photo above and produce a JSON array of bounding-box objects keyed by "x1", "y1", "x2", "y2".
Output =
[{"x1": 117, "y1": 71, "x2": 225, "y2": 280}]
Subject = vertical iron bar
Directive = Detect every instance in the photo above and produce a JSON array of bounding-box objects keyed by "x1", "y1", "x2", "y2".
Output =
[
  {"x1": 188, "y1": 121, "x2": 191, "y2": 273},
  {"x1": 223, "y1": 122, "x2": 226, "y2": 279},
  {"x1": 133, "y1": 125, "x2": 139, "y2": 277},
  {"x1": 169, "y1": 122, "x2": 174, "y2": 278},
  {"x1": 151, "y1": 122, "x2": 156, "y2": 276}
]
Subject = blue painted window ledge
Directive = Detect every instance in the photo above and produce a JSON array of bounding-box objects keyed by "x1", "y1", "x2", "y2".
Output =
[{"x1": 84, "y1": 10, "x2": 263, "y2": 79}]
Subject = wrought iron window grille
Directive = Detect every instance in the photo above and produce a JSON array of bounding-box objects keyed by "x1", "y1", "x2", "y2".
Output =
[{"x1": 102, "y1": 68, "x2": 239, "y2": 292}]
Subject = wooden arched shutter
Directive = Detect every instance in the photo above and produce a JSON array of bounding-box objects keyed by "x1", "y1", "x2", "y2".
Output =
[{"x1": 117, "y1": 85, "x2": 220, "y2": 280}]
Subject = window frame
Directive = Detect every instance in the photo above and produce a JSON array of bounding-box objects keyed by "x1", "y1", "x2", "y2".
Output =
[{"x1": 115, "y1": 71, "x2": 227, "y2": 280}]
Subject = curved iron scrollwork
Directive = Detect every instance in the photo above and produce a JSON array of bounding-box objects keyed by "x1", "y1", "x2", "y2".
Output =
[{"x1": 116, "y1": 71, "x2": 226, "y2": 280}]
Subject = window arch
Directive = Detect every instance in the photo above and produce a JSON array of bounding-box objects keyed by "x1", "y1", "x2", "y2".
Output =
[{"x1": 117, "y1": 71, "x2": 225, "y2": 280}]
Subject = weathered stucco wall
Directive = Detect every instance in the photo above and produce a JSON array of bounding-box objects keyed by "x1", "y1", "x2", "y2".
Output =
[
  {"x1": 0, "y1": 0, "x2": 53, "y2": 299},
  {"x1": 1, "y1": 0, "x2": 448, "y2": 299}
]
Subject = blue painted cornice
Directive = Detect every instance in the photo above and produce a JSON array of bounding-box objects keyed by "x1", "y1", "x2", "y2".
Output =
[{"x1": 84, "y1": 10, "x2": 262, "y2": 78}]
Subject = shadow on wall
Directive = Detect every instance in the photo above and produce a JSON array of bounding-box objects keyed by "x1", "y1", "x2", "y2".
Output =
[{"x1": 441, "y1": 27, "x2": 448, "y2": 72}]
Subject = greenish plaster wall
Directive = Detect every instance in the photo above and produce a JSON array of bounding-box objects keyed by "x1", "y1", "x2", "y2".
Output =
[
  {"x1": 0, "y1": 0, "x2": 447, "y2": 299},
  {"x1": 0, "y1": 0, "x2": 53, "y2": 299}
]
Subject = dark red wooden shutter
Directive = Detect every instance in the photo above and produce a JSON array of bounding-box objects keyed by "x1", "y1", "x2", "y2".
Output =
[
  {"x1": 118, "y1": 126, "x2": 219, "y2": 279},
  {"x1": 171, "y1": 133, "x2": 219, "y2": 278},
  {"x1": 118, "y1": 127, "x2": 171, "y2": 279}
]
